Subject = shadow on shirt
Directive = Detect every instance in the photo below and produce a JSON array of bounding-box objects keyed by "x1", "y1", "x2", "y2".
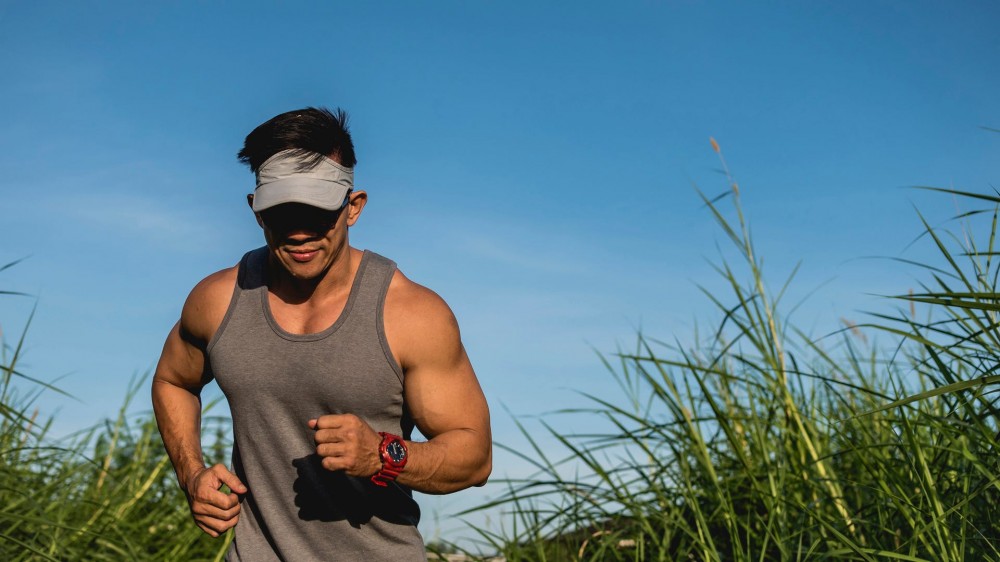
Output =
[{"x1": 292, "y1": 454, "x2": 420, "y2": 527}]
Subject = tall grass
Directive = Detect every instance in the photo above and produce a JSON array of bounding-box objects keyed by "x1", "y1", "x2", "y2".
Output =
[
  {"x1": 0, "y1": 275, "x2": 232, "y2": 560},
  {"x1": 3, "y1": 143, "x2": 999, "y2": 560},
  {"x1": 465, "y1": 146, "x2": 1000, "y2": 560}
]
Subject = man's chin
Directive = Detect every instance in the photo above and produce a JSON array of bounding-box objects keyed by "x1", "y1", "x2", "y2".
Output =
[{"x1": 284, "y1": 265, "x2": 324, "y2": 280}]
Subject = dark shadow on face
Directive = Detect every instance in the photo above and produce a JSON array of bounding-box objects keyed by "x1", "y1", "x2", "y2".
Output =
[
  {"x1": 291, "y1": 455, "x2": 420, "y2": 527},
  {"x1": 259, "y1": 203, "x2": 344, "y2": 237}
]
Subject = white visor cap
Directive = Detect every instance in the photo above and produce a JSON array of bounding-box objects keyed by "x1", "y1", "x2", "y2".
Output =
[{"x1": 252, "y1": 149, "x2": 354, "y2": 212}]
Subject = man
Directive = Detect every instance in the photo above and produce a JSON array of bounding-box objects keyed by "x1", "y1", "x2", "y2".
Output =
[{"x1": 152, "y1": 107, "x2": 492, "y2": 561}]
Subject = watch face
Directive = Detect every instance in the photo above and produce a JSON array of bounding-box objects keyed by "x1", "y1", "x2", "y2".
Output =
[{"x1": 386, "y1": 440, "x2": 407, "y2": 463}]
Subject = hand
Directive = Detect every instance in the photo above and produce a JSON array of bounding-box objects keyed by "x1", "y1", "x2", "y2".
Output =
[
  {"x1": 309, "y1": 414, "x2": 382, "y2": 477},
  {"x1": 184, "y1": 463, "x2": 247, "y2": 537}
]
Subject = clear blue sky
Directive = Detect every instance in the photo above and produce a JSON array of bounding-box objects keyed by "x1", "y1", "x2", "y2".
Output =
[{"x1": 1, "y1": 0, "x2": 998, "y2": 545}]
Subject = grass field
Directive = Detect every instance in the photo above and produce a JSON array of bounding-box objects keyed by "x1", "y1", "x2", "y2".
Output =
[
  {"x1": 454, "y1": 150, "x2": 1000, "y2": 560},
  {"x1": 3, "y1": 147, "x2": 998, "y2": 560},
  {"x1": 0, "y1": 350, "x2": 235, "y2": 561}
]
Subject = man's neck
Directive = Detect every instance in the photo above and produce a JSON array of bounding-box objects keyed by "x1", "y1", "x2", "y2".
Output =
[{"x1": 266, "y1": 246, "x2": 358, "y2": 306}]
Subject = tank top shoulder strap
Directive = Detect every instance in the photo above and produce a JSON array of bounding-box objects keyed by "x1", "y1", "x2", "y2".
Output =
[
  {"x1": 206, "y1": 247, "x2": 268, "y2": 356},
  {"x1": 350, "y1": 250, "x2": 397, "y2": 314},
  {"x1": 347, "y1": 250, "x2": 402, "y2": 383},
  {"x1": 238, "y1": 246, "x2": 269, "y2": 291}
]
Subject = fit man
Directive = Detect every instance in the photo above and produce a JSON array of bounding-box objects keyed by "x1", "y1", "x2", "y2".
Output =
[{"x1": 152, "y1": 107, "x2": 492, "y2": 561}]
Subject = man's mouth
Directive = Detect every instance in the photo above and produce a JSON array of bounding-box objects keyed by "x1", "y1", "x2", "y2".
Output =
[{"x1": 286, "y1": 249, "x2": 319, "y2": 262}]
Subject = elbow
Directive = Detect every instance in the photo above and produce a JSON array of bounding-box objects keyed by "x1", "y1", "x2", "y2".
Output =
[
  {"x1": 150, "y1": 375, "x2": 166, "y2": 406},
  {"x1": 435, "y1": 444, "x2": 491, "y2": 494},
  {"x1": 472, "y1": 449, "x2": 492, "y2": 487},
  {"x1": 436, "y1": 457, "x2": 490, "y2": 494}
]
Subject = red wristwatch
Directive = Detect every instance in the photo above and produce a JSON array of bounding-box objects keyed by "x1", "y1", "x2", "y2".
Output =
[{"x1": 371, "y1": 432, "x2": 408, "y2": 487}]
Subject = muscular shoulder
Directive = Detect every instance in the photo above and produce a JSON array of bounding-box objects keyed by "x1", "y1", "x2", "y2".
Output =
[
  {"x1": 180, "y1": 265, "x2": 239, "y2": 347},
  {"x1": 383, "y1": 269, "x2": 463, "y2": 370}
]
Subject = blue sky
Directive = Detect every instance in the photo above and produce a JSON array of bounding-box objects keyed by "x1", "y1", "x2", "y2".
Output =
[{"x1": 1, "y1": 0, "x2": 998, "y2": 545}]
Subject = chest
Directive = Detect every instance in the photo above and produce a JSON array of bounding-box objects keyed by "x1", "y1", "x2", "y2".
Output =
[
  {"x1": 209, "y1": 289, "x2": 405, "y2": 425},
  {"x1": 267, "y1": 291, "x2": 348, "y2": 335}
]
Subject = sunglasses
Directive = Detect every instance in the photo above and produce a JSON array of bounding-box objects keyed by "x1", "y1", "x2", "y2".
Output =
[{"x1": 258, "y1": 193, "x2": 351, "y2": 234}]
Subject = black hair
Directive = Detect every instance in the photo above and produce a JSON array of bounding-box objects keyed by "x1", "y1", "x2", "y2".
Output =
[{"x1": 237, "y1": 107, "x2": 357, "y2": 172}]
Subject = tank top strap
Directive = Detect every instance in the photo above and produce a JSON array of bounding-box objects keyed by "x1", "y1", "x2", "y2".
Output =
[
  {"x1": 350, "y1": 250, "x2": 397, "y2": 317},
  {"x1": 348, "y1": 251, "x2": 403, "y2": 384},
  {"x1": 237, "y1": 246, "x2": 269, "y2": 291}
]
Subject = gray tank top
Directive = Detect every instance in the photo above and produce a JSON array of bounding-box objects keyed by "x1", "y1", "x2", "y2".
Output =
[{"x1": 207, "y1": 247, "x2": 425, "y2": 561}]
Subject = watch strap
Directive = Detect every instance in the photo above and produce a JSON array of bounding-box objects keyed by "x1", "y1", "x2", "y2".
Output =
[{"x1": 371, "y1": 432, "x2": 407, "y2": 487}]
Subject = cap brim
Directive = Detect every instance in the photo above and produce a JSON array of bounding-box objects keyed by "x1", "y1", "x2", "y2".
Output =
[{"x1": 252, "y1": 178, "x2": 350, "y2": 212}]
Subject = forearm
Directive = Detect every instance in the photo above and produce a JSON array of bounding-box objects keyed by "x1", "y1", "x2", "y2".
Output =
[
  {"x1": 397, "y1": 428, "x2": 491, "y2": 494},
  {"x1": 152, "y1": 378, "x2": 208, "y2": 489}
]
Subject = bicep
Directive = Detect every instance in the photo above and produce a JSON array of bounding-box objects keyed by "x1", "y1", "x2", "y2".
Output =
[
  {"x1": 405, "y1": 345, "x2": 489, "y2": 440},
  {"x1": 400, "y1": 309, "x2": 489, "y2": 440}
]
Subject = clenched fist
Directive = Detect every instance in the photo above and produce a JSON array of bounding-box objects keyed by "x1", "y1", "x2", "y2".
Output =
[
  {"x1": 184, "y1": 464, "x2": 247, "y2": 537},
  {"x1": 309, "y1": 414, "x2": 382, "y2": 477}
]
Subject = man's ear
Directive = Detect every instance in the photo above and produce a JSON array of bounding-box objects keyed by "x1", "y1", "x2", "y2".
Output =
[
  {"x1": 247, "y1": 194, "x2": 264, "y2": 228},
  {"x1": 346, "y1": 190, "x2": 368, "y2": 227}
]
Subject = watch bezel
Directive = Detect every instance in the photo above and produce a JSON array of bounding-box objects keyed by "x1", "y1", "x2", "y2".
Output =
[{"x1": 385, "y1": 440, "x2": 407, "y2": 463}]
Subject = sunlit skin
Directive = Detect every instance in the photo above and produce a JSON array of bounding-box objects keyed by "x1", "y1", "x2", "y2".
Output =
[{"x1": 152, "y1": 166, "x2": 492, "y2": 538}]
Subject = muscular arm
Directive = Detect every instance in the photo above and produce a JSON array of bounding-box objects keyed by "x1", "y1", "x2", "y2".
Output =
[
  {"x1": 152, "y1": 267, "x2": 247, "y2": 536},
  {"x1": 311, "y1": 271, "x2": 492, "y2": 494},
  {"x1": 152, "y1": 318, "x2": 212, "y2": 488},
  {"x1": 391, "y1": 280, "x2": 492, "y2": 494}
]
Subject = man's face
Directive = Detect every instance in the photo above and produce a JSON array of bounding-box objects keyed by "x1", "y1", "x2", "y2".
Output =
[{"x1": 255, "y1": 196, "x2": 358, "y2": 281}]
